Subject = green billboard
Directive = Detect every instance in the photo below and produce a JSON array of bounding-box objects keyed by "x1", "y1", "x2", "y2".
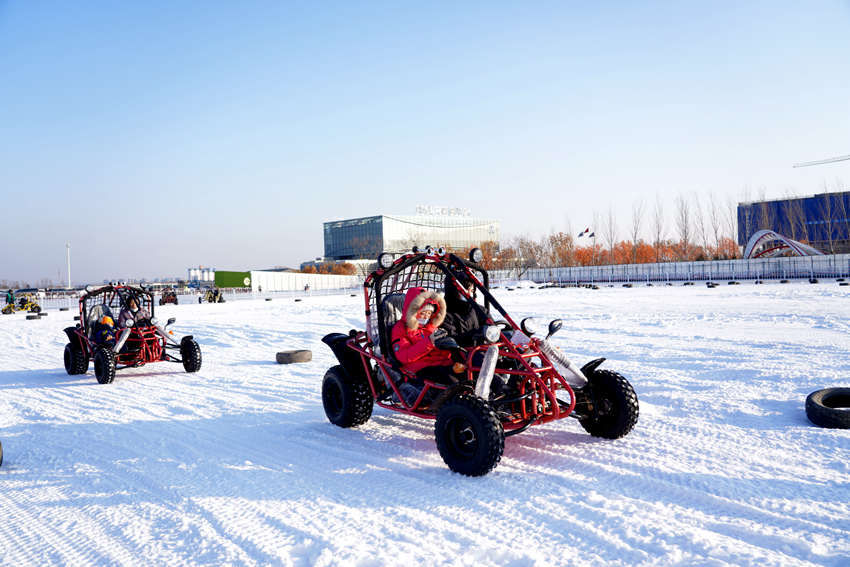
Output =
[{"x1": 214, "y1": 271, "x2": 251, "y2": 288}]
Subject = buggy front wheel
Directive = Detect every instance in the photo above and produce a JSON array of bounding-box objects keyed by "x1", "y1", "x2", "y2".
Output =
[
  {"x1": 64, "y1": 343, "x2": 89, "y2": 375},
  {"x1": 93, "y1": 347, "x2": 116, "y2": 384},
  {"x1": 577, "y1": 369, "x2": 639, "y2": 439},
  {"x1": 435, "y1": 394, "x2": 504, "y2": 476},
  {"x1": 321, "y1": 365, "x2": 372, "y2": 428},
  {"x1": 181, "y1": 338, "x2": 202, "y2": 373}
]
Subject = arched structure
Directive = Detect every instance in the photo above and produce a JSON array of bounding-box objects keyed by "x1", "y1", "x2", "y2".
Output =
[{"x1": 744, "y1": 229, "x2": 824, "y2": 259}]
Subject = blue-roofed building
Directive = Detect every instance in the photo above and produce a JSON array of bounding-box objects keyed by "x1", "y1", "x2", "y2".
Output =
[{"x1": 737, "y1": 192, "x2": 850, "y2": 254}]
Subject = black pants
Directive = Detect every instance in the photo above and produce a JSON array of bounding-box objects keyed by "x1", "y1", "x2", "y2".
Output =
[{"x1": 415, "y1": 365, "x2": 462, "y2": 385}]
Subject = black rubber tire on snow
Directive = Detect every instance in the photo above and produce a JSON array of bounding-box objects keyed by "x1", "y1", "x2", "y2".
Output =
[
  {"x1": 806, "y1": 388, "x2": 850, "y2": 429},
  {"x1": 435, "y1": 394, "x2": 505, "y2": 476},
  {"x1": 577, "y1": 369, "x2": 639, "y2": 439},
  {"x1": 26, "y1": 314, "x2": 38, "y2": 320},
  {"x1": 31, "y1": 305, "x2": 41, "y2": 313},
  {"x1": 64, "y1": 343, "x2": 89, "y2": 375},
  {"x1": 180, "y1": 338, "x2": 202, "y2": 373},
  {"x1": 321, "y1": 365, "x2": 373, "y2": 428},
  {"x1": 93, "y1": 347, "x2": 116, "y2": 384},
  {"x1": 276, "y1": 350, "x2": 312, "y2": 364}
]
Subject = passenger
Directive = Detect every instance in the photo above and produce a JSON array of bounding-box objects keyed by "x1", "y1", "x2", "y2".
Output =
[
  {"x1": 93, "y1": 316, "x2": 117, "y2": 347},
  {"x1": 118, "y1": 296, "x2": 151, "y2": 328},
  {"x1": 440, "y1": 271, "x2": 486, "y2": 346},
  {"x1": 390, "y1": 287, "x2": 461, "y2": 384},
  {"x1": 5, "y1": 289, "x2": 13, "y2": 305}
]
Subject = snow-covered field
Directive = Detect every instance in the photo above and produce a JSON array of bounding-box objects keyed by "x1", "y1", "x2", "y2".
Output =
[{"x1": 1, "y1": 283, "x2": 849, "y2": 566}]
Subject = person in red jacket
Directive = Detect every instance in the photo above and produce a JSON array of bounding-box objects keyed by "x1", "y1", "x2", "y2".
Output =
[{"x1": 390, "y1": 287, "x2": 455, "y2": 379}]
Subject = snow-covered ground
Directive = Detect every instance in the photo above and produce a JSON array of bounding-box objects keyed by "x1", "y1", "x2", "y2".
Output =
[{"x1": 1, "y1": 283, "x2": 849, "y2": 566}]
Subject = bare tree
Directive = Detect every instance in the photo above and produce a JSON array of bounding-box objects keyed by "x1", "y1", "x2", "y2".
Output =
[
  {"x1": 817, "y1": 183, "x2": 836, "y2": 254},
  {"x1": 724, "y1": 195, "x2": 739, "y2": 248},
  {"x1": 652, "y1": 194, "x2": 665, "y2": 262},
  {"x1": 630, "y1": 199, "x2": 645, "y2": 264},
  {"x1": 693, "y1": 193, "x2": 709, "y2": 259},
  {"x1": 674, "y1": 194, "x2": 691, "y2": 261},
  {"x1": 602, "y1": 205, "x2": 618, "y2": 264},
  {"x1": 832, "y1": 179, "x2": 849, "y2": 253},
  {"x1": 708, "y1": 192, "x2": 722, "y2": 256}
]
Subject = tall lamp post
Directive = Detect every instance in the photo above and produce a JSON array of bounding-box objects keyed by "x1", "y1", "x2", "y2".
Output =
[{"x1": 66, "y1": 242, "x2": 71, "y2": 289}]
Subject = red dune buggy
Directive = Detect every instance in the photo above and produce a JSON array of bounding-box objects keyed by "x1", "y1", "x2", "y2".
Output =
[
  {"x1": 159, "y1": 288, "x2": 178, "y2": 306},
  {"x1": 62, "y1": 284, "x2": 202, "y2": 384},
  {"x1": 322, "y1": 248, "x2": 639, "y2": 476}
]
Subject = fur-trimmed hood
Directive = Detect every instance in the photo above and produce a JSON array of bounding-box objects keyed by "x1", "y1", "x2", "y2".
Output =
[{"x1": 402, "y1": 287, "x2": 446, "y2": 330}]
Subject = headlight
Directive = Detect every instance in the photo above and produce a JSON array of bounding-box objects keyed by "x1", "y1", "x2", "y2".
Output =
[
  {"x1": 425, "y1": 245, "x2": 434, "y2": 255},
  {"x1": 123, "y1": 319, "x2": 134, "y2": 328},
  {"x1": 377, "y1": 252, "x2": 394, "y2": 269},
  {"x1": 484, "y1": 325, "x2": 501, "y2": 343},
  {"x1": 520, "y1": 317, "x2": 539, "y2": 336},
  {"x1": 469, "y1": 248, "x2": 483, "y2": 263}
]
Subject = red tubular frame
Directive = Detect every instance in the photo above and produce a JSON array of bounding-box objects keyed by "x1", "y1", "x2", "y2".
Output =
[
  {"x1": 355, "y1": 252, "x2": 578, "y2": 433},
  {"x1": 73, "y1": 285, "x2": 176, "y2": 369}
]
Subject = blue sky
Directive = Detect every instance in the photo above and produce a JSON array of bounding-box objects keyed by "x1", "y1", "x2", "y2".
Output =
[{"x1": 1, "y1": 1, "x2": 848, "y2": 284}]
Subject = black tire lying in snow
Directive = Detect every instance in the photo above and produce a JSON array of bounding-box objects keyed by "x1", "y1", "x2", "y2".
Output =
[
  {"x1": 25, "y1": 314, "x2": 38, "y2": 320},
  {"x1": 806, "y1": 388, "x2": 850, "y2": 429},
  {"x1": 180, "y1": 337, "x2": 202, "y2": 373},
  {"x1": 64, "y1": 343, "x2": 89, "y2": 375},
  {"x1": 577, "y1": 368, "x2": 639, "y2": 439},
  {"x1": 59, "y1": 307, "x2": 69, "y2": 311},
  {"x1": 93, "y1": 347, "x2": 116, "y2": 384},
  {"x1": 435, "y1": 394, "x2": 504, "y2": 477},
  {"x1": 321, "y1": 365, "x2": 372, "y2": 428},
  {"x1": 276, "y1": 350, "x2": 312, "y2": 364}
]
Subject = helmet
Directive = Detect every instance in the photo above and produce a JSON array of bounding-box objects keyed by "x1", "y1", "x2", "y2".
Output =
[{"x1": 101, "y1": 316, "x2": 114, "y2": 326}]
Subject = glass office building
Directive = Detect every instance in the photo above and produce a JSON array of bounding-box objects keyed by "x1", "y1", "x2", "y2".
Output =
[{"x1": 324, "y1": 214, "x2": 500, "y2": 260}]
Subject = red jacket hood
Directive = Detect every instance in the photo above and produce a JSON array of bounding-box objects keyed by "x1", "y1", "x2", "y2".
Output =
[{"x1": 401, "y1": 287, "x2": 446, "y2": 330}]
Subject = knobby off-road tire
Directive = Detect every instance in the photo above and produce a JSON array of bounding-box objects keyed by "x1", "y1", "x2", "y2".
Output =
[
  {"x1": 93, "y1": 347, "x2": 116, "y2": 384},
  {"x1": 181, "y1": 338, "x2": 202, "y2": 373},
  {"x1": 578, "y1": 369, "x2": 639, "y2": 439},
  {"x1": 435, "y1": 394, "x2": 504, "y2": 477},
  {"x1": 30, "y1": 305, "x2": 41, "y2": 313},
  {"x1": 64, "y1": 343, "x2": 89, "y2": 375},
  {"x1": 806, "y1": 388, "x2": 850, "y2": 429},
  {"x1": 322, "y1": 365, "x2": 372, "y2": 428}
]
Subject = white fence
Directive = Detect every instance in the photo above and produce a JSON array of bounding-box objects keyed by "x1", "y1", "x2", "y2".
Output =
[
  {"x1": 491, "y1": 254, "x2": 850, "y2": 285},
  {"x1": 249, "y1": 271, "x2": 363, "y2": 293}
]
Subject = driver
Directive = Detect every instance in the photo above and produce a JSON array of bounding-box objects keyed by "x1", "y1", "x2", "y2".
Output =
[
  {"x1": 118, "y1": 295, "x2": 151, "y2": 328},
  {"x1": 390, "y1": 287, "x2": 457, "y2": 381},
  {"x1": 440, "y1": 271, "x2": 486, "y2": 346}
]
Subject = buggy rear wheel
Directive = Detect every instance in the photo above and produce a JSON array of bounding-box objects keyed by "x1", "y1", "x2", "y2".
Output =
[
  {"x1": 322, "y1": 365, "x2": 372, "y2": 428},
  {"x1": 435, "y1": 394, "x2": 504, "y2": 476},
  {"x1": 30, "y1": 305, "x2": 41, "y2": 313},
  {"x1": 64, "y1": 343, "x2": 89, "y2": 375},
  {"x1": 181, "y1": 338, "x2": 202, "y2": 373},
  {"x1": 93, "y1": 347, "x2": 116, "y2": 384},
  {"x1": 577, "y1": 369, "x2": 639, "y2": 439}
]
